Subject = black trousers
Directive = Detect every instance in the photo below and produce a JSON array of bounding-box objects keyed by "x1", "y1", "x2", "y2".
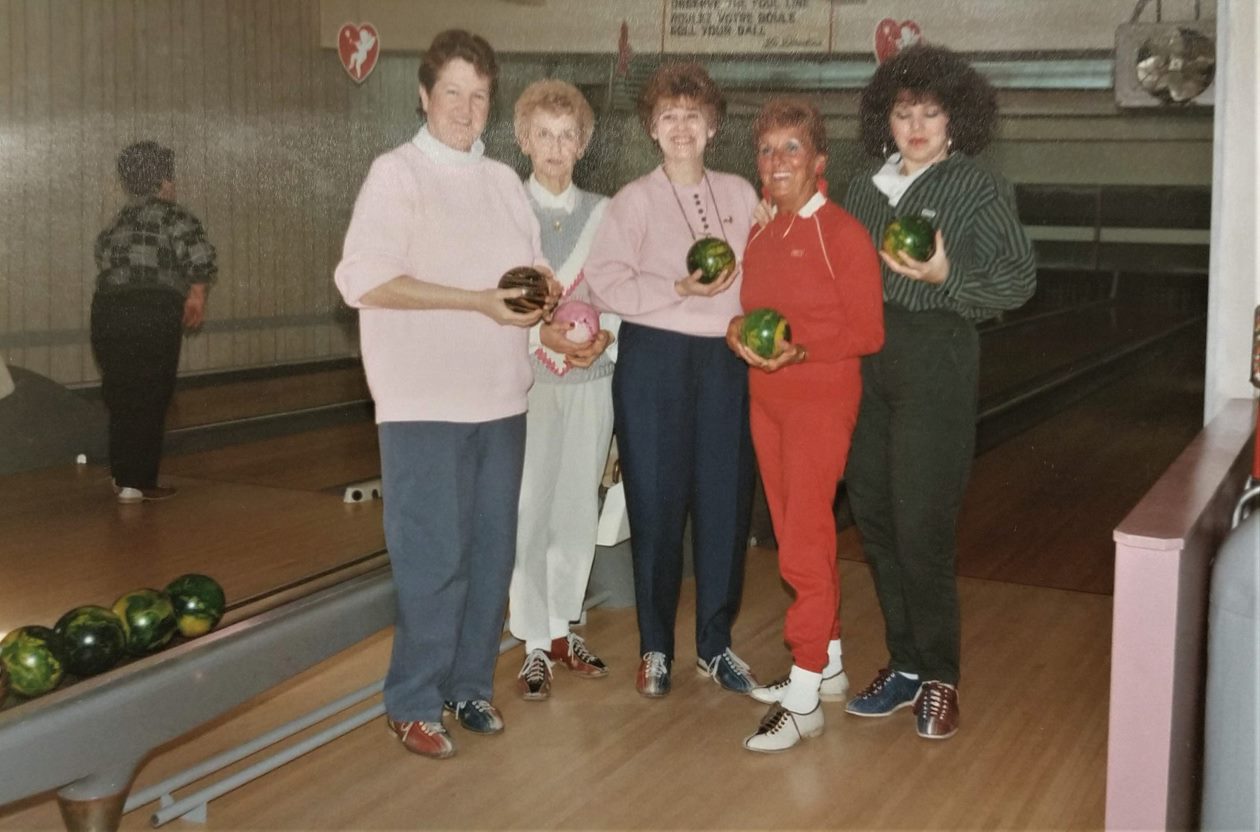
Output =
[
  {"x1": 845, "y1": 306, "x2": 979, "y2": 686},
  {"x1": 90, "y1": 290, "x2": 184, "y2": 489},
  {"x1": 612, "y1": 322, "x2": 755, "y2": 663}
]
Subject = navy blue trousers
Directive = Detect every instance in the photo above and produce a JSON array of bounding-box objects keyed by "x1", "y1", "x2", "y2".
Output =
[
  {"x1": 612, "y1": 322, "x2": 755, "y2": 663},
  {"x1": 378, "y1": 415, "x2": 526, "y2": 722}
]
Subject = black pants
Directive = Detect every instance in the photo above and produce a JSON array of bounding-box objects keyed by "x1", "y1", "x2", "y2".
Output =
[
  {"x1": 612, "y1": 322, "x2": 755, "y2": 663},
  {"x1": 90, "y1": 290, "x2": 184, "y2": 489},
  {"x1": 845, "y1": 306, "x2": 979, "y2": 686}
]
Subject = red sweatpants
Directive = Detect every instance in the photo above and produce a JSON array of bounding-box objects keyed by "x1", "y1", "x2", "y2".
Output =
[{"x1": 750, "y1": 389, "x2": 859, "y2": 672}]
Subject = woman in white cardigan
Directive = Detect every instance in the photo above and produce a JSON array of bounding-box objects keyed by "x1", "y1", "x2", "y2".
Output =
[{"x1": 508, "y1": 79, "x2": 619, "y2": 701}]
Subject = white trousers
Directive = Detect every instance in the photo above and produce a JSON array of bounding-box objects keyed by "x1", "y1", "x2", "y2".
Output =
[{"x1": 509, "y1": 376, "x2": 615, "y2": 647}]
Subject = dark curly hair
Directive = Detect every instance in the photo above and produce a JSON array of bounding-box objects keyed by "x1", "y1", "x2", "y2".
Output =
[
  {"x1": 857, "y1": 44, "x2": 997, "y2": 159},
  {"x1": 751, "y1": 96, "x2": 828, "y2": 157},
  {"x1": 117, "y1": 141, "x2": 174, "y2": 197},
  {"x1": 636, "y1": 62, "x2": 726, "y2": 136}
]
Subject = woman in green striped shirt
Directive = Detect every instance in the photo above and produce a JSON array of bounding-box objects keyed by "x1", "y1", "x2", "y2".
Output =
[{"x1": 841, "y1": 44, "x2": 1036, "y2": 740}]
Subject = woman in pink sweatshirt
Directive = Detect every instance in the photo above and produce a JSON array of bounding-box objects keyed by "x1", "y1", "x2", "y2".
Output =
[
  {"x1": 584, "y1": 63, "x2": 760, "y2": 700},
  {"x1": 334, "y1": 30, "x2": 554, "y2": 761}
]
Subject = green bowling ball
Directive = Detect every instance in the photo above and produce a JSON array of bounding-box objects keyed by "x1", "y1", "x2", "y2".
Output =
[
  {"x1": 0, "y1": 659, "x2": 9, "y2": 704},
  {"x1": 881, "y1": 215, "x2": 936, "y2": 262},
  {"x1": 741, "y1": 307, "x2": 792, "y2": 359},
  {"x1": 112, "y1": 589, "x2": 178, "y2": 656},
  {"x1": 54, "y1": 605, "x2": 128, "y2": 677},
  {"x1": 0, "y1": 625, "x2": 68, "y2": 698},
  {"x1": 686, "y1": 237, "x2": 736, "y2": 284},
  {"x1": 165, "y1": 574, "x2": 227, "y2": 638}
]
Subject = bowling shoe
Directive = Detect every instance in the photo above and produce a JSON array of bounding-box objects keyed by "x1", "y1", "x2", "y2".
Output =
[
  {"x1": 636, "y1": 651, "x2": 671, "y2": 698},
  {"x1": 443, "y1": 699, "x2": 505, "y2": 735},
  {"x1": 844, "y1": 668, "x2": 921, "y2": 717},
  {"x1": 742, "y1": 702, "x2": 825, "y2": 753},
  {"x1": 751, "y1": 668, "x2": 850, "y2": 704},
  {"x1": 697, "y1": 648, "x2": 759, "y2": 694},
  {"x1": 550, "y1": 632, "x2": 608, "y2": 677},
  {"x1": 385, "y1": 717, "x2": 455, "y2": 759},
  {"x1": 913, "y1": 681, "x2": 960, "y2": 739},
  {"x1": 517, "y1": 649, "x2": 553, "y2": 700}
]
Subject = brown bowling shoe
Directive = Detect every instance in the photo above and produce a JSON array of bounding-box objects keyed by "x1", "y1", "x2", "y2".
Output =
[
  {"x1": 385, "y1": 717, "x2": 456, "y2": 759},
  {"x1": 914, "y1": 681, "x2": 960, "y2": 739},
  {"x1": 550, "y1": 632, "x2": 609, "y2": 677},
  {"x1": 517, "y1": 648, "x2": 553, "y2": 700}
]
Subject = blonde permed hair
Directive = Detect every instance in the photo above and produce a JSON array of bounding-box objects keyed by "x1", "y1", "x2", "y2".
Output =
[{"x1": 513, "y1": 79, "x2": 596, "y2": 153}]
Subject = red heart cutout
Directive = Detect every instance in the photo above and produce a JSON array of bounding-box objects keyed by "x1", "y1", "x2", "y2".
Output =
[
  {"x1": 338, "y1": 23, "x2": 380, "y2": 83},
  {"x1": 874, "y1": 18, "x2": 923, "y2": 63}
]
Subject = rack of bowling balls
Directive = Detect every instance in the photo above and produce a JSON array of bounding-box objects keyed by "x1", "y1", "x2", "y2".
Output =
[{"x1": 0, "y1": 574, "x2": 226, "y2": 708}]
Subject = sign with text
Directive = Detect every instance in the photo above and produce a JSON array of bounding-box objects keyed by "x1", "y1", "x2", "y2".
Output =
[{"x1": 663, "y1": 0, "x2": 831, "y2": 54}]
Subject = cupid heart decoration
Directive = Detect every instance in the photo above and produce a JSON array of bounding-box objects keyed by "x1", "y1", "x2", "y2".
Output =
[
  {"x1": 874, "y1": 18, "x2": 923, "y2": 64},
  {"x1": 338, "y1": 23, "x2": 380, "y2": 83}
]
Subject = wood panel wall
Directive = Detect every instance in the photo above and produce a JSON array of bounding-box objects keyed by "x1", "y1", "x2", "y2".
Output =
[
  {"x1": 0, "y1": 1, "x2": 1215, "y2": 387},
  {"x1": 0, "y1": 0, "x2": 411, "y2": 385}
]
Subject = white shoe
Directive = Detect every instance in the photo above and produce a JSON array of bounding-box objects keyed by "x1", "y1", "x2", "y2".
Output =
[
  {"x1": 751, "y1": 669, "x2": 849, "y2": 704},
  {"x1": 743, "y1": 702, "x2": 824, "y2": 753}
]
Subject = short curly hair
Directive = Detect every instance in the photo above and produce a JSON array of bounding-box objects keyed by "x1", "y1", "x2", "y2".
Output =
[
  {"x1": 857, "y1": 44, "x2": 997, "y2": 159},
  {"x1": 513, "y1": 79, "x2": 596, "y2": 153},
  {"x1": 418, "y1": 29, "x2": 498, "y2": 97},
  {"x1": 117, "y1": 141, "x2": 174, "y2": 197},
  {"x1": 636, "y1": 62, "x2": 726, "y2": 136},
  {"x1": 751, "y1": 97, "x2": 828, "y2": 157}
]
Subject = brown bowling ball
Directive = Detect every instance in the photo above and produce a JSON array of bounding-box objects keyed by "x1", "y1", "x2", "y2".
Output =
[{"x1": 498, "y1": 267, "x2": 548, "y2": 314}]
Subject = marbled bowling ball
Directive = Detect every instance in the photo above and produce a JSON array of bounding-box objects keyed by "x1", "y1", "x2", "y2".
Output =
[
  {"x1": 499, "y1": 267, "x2": 549, "y2": 314},
  {"x1": 552, "y1": 300, "x2": 600, "y2": 344},
  {"x1": 0, "y1": 625, "x2": 68, "y2": 698},
  {"x1": 686, "y1": 237, "x2": 736, "y2": 284},
  {"x1": 54, "y1": 605, "x2": 128, "y2": 677},
  {"x1": 112, "y1": 589, "x2": 178, "y2": 656},
  {"x1": 741, "y1": 307, "x2": 792, "y2": 359},
  {"x1": 165, "y1": 573, "x2": 227, "y2": 638},
  {"x1": 881, "y1": 215, "x2": 936, "y2": 262}
]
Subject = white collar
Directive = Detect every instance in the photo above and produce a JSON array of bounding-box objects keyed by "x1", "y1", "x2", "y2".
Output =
[
  {"x1": 871, "y1": 153, "x2": 935, "y2": 208},
  {"x1": 527, "y1": 175, "x2": 577, "y2": 212},
  {"x1": 797, "y1": 191, "x2": 826, "y2": 218},
  {"x1": 412, "y1": 125, "x2": 485, "y2": 166}
]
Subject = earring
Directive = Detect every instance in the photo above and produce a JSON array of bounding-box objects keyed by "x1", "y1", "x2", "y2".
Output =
[
  {"x1": 882, "y1": 141, "x2": 890, "y2": 158},
  {"x1": 947, "y1": 136, "x2": 954, "y2": 151}
]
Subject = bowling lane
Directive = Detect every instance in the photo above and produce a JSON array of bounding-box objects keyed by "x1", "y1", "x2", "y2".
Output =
[
  {"x1": 838, "y1": 319, "x2": 1206, "y2": 596},
  {"x1": 0, "y1": 465, "x2": 383, "y2": 638}
]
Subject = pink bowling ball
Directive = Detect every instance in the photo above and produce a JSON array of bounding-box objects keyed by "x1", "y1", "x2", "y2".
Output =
[{"x1": 552, "y1": 300, "x2": 600, "y2": 344}]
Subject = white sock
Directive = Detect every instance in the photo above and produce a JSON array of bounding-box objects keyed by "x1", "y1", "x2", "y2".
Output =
[
  {"x1": 524, "y1": 639, "x2": 551, "y2": 655},
  {"x1": 781, "y1": 665, "x2": 822, "y2": 713},
  {"x1": 897, "y1": 670, "x2": 920, "y2": 681},
  {"x1": 822, "y1": 639, "x2": 844, "y2": 677}
]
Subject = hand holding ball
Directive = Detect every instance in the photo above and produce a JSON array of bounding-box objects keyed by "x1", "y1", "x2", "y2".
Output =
[
  {"x1": 881, "y1": 216, "x2": 936, "y2": 262},
  {"x1": 740, "y1": 308, "x2": 792, "y2": 359},
  {"x1": 686, "y1": 237, "x2": 736, "y2": 284},
  {"x1": 498, "y1": 267, "x2": 549, "y2": 313},
  {"x1": 551, "y1": 300, "x2": 600, "y2": 344}
]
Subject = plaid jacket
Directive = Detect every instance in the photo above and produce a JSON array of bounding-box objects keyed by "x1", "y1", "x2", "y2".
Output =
[{"x1": 94, "y1": 196, "x2": 217, "y2": 296}]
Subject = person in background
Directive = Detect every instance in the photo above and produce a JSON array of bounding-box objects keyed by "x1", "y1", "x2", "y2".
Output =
[
  {"x1": 334, "y1": 29, "x2": 556, "y2": 760},
  {"x1": 584, "y1": 62, "x2": 760, "y2": 699},
  {"x1": 508, "y1": 79, "x2": 619, "y2": 701},
  {"x1": 727, "y1": 97, "x2": 884, "y2": 752},
  {"x1": 92, "y1": 140, "x2": 216, "y2": 504},
  {"x1": 842, "y1": 44, "x2": 1036, "y2": 740}
]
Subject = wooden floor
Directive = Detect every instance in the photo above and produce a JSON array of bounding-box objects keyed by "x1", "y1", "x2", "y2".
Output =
[
  {"x1": 0, "y1": 321, "x2": 1206, "y2": 830},
  {"x1": 0, "y1": 551, "x2": 1109, "y2": 831}
]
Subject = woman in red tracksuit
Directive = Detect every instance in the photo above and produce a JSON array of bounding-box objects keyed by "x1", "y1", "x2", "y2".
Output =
[{"x1": 726, "y1": 97, "x2": 884, "y2": 753}]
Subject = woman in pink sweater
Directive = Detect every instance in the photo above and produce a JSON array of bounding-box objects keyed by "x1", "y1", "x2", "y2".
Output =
[
  {"x1": 334, "y1": 30, "x2": 554, "y2": 761},
  {"x1": 584, "y1": 63, "x2": 760, "y2": 700}
]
